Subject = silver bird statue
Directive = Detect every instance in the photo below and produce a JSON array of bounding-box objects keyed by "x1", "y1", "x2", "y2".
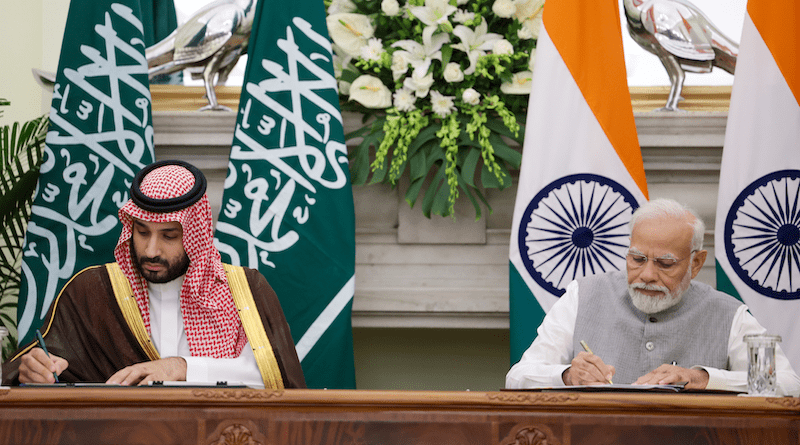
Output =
[
  {"x1": 623, "y1": 0, "x2": 738, "y2": 111},
  {"x1": 146, "y1": 0, "x2": 258, "y2": 111}
]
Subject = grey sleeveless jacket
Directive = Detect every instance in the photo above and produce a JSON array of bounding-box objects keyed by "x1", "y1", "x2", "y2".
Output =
[{"x1": 573, "y1": 271, "x2": 742, "y2": 384}]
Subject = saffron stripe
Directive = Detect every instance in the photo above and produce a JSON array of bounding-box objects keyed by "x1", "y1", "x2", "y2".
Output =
[{"x1": 543, "y1": 0, "x2": 648, "y2": 198}]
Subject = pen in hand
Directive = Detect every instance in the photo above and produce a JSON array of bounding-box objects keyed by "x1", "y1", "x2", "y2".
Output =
[
  {"x1": 579, "y1": 340, "x2": 613, "y2": 384},
  {"x1": 35, "y1": 329, "x2": 59, "y2": 383}
]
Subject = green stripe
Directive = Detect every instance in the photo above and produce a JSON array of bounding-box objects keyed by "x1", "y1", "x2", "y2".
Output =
[
  {"x1": 715, "y1": 260, "x2": 743, "y2": 302},
  {"x1": 509, "y1": 261, "x2": 546, "y2": 365}
]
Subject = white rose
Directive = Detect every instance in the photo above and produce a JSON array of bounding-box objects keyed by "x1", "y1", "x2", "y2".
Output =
[
  {"x1": 492, "y1": 39, "x2": 514, "y2": 55},
  {"x1": 443, "y1": 63, "x2": 464, "y2": 83},
  {"x1": 404, "y1": 68, "x2": 435, "y2": 98},
  {"x1": 522, "y1": 16, "x2": 543, "y2": 40},
  {"x1": 517, "y1": 26, "x2": 534, "y2": 40},
  {"x1": 462, "y1": 88, "x2": 480, "y2": 105},
  {"x1": 528, "y1": 47, "x2": 537, "y2": 71},
  {"x1": 327, "y1": 0, "x2": 357, "y2": 14},
  {"x1": 492, "y1": 0, "x2": 516, "y2": 18},
  {"x1": 382, "y1": 0, "x2": 401, "y2": 16},
  {"x1": 350, "y1": 75, "x2": 392, "y2": 108},
  {"x1": 338, "y1": 80, "x2": 352, "y2": 96}
]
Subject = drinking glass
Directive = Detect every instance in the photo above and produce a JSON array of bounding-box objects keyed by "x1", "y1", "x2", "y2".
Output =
[{"x1": 744, "y1": 334, "x2": 782, "y2": 396}]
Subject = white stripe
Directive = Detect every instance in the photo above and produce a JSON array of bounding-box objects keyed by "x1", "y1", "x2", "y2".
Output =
[
  {"x1": 715, "y1": 12, "x2": 800, "y2": 371},
  {"x1": 295, "y1": 275, "x2": 355, "y2": 362},
  {"x1": 509, "y1": 26, "x2": 646, "y2": 312}
]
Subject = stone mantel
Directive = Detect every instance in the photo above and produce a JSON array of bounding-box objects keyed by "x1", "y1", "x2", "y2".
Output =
[{"x1": 153, "y1": 109, "x2": 728, "y2": 330}]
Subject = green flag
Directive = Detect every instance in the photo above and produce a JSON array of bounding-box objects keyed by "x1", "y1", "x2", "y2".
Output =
[
  {"x1": 214, "y1": 0, "x2": 356, "y2": 388},
  {"x1": 18, "y1": 0, "x2": 155, "y2": 347}
]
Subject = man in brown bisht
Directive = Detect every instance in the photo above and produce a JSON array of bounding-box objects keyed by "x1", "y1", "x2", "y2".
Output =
[{"x1": 3, "y1": 160, "x2": 305, "y2": 388}]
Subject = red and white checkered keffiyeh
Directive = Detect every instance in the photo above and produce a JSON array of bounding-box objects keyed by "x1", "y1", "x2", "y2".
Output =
[{"x1": 115, "y1": 163, "x2": 246, "y2": 358}]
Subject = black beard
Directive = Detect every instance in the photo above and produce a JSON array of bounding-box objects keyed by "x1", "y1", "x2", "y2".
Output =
[{"x1": 130, "y1": 240, "x2": 190, "y2": 284}]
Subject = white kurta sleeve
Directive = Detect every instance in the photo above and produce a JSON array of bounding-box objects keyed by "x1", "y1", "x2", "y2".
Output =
[
  {"x1": 700, "y1": 305, "x2": 800, "y2": 396},
  {"x1": 505, "y1": 280, "x2": 580, "y2": 388}
]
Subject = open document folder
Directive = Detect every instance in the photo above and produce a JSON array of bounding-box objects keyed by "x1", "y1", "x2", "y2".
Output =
[{"x1": 505, "y1": 383, "x2": 743, "y2": 395}]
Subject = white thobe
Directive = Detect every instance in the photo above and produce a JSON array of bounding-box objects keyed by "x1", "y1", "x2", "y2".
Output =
[{"x1": 147, "y1": 276, "x2": 264, "y2": 387}]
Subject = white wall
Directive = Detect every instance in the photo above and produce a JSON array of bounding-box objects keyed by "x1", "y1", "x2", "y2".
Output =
[{"x1": 0, "y1": 0, "x2": 69, "y2": 125}]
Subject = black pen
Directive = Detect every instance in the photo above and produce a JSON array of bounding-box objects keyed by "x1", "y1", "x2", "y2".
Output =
[{"x1": 35, "y1": 329, "x2": 59, "y2": 383}]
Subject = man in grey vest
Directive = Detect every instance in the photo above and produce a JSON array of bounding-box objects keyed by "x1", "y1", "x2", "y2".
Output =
[{"x1": 506, "y1": 199, "x2": 800, "y2": 395}]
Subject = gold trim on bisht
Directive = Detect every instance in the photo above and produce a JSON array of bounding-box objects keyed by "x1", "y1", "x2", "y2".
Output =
[
  {"x1": 107, "y1": 263, "x2": 161, "y2": 361},
  {"x1": 223, "y1": 264, "x2": 285, "y2": 389}
]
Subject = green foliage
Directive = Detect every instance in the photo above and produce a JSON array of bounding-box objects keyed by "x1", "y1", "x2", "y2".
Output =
[
  {"x1": 331, "y1": 0, "x2": 539, "y2": 218},
  {"x1": 0, "y1": 114, "x2": 49, "y2": 361}
]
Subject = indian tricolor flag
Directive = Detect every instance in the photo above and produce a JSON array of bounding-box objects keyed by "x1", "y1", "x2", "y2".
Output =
[
  {"x1": 509, "y1": 0, "x2": 648, "y2": 363},
  {"x1": 715, "y1": 1, "x2": 800, "y2": 370}
]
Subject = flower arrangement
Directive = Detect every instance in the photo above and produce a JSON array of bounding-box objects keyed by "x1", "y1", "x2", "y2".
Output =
[{"x1": 326, "y1": 0, "x2": 542, "y2": 218}]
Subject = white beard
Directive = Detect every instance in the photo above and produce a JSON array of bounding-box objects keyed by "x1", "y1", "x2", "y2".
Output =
[{"x1": 628, "y1": 266, "x2": 693, "y2": 314}]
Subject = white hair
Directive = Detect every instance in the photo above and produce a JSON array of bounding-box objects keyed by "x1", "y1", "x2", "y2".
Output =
[{"x1": 629, "y1": 198, "x2": 705, "y2": 251}]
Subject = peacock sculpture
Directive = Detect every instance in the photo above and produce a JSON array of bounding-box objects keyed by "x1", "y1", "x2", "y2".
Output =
[
  {"x1": 622, "y1": 0, "x2": 738, "y2": 111},
  {"x1": 146, "y1": 0, "x2": 258, "y2": 111}
]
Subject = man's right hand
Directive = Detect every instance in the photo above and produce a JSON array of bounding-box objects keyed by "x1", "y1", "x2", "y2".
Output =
[
  {"x1": 18, "y1": 348, "x2": 68, "y2": 384},
  {"x1": 562, "y1": 351, "x2": 615, "y2": 386}
]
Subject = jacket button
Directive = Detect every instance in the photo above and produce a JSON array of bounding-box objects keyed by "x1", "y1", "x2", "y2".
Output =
[
  {"x1": 649, "y1": 317, "x2": 657, "y2": 323},
  {"x1": 645, "y1": 341, "x2": 655, "y2": 351}
]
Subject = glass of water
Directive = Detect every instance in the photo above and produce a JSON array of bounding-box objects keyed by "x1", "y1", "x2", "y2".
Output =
[{"x1": 744, "y1": 334, "x2": 782, "y2": 396}]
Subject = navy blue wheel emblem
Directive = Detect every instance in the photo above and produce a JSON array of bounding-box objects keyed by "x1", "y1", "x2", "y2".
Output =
[
  {"x1": 517, "y1": 174, "x2": 639, "y2": 297},
  {"x1": 724, "y1": 170, "x2": 800, "y2": 300}
]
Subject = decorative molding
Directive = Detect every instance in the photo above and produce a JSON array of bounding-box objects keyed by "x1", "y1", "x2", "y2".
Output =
[
  {"x1": 150, "y1": 85, "x2": 731, "y2": 113},
  {"x1": 499, "y1": 425, "x2": 560, "y2": 445},
  {"x1": 486, "y1": 392, "x2": 580, "y2": 404},
  {"x1": 192, "y1": 389, "x2": 284, "y2": 400},
  {"x1": 207, "y1": 421, "x2": 266, "y2": 445},
  {"x1": 767, "y1": 397, "x2": 800, "y2": 408}
]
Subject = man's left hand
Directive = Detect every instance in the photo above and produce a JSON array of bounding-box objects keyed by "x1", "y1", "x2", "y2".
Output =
[
  {"x1": 106, "y1": 357, "x2": 187, "y2": 386},
  {"x1": 634, "y1": 364, "x2": 709, "y2": 389}
]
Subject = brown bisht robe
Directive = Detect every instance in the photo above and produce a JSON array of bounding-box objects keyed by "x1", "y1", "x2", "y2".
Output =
[{"x1": 2, "y1": 264, "x2": 306, "y2": 388}]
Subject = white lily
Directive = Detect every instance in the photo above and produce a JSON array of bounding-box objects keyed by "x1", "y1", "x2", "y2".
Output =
[
  {"x1": 408, "y1": 0, "x2": 457, "y2": 33},
  {"x1": 500, "y1": 71, "x2": 533, "y2": 95},
  {"x1": 327, "y1": 13, "x2": 375, "y2": 58},
  {"x1": 391, "y1": 26, "x2": 450, "y2": 76},
  {"x1": 350, "y1": 75, "x2": 392, "y2": 109},
  {"x1": 453, "y1": 18, "x2": 503, "y2": 75}
]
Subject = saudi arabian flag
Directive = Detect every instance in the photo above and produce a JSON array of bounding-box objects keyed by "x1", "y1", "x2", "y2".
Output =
[
  {"x1": 715, "y1": 0, "x2": 800, "y2": 371},
  {"x1": 18, "y1": 0, "x2": 154, "y2": 347},
  {"x1": 509, "y1": 0, "x2": 648, "y2": 364},
  {"x1": 214, "y1": 0, "x2": 356, "y2": 388}
]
